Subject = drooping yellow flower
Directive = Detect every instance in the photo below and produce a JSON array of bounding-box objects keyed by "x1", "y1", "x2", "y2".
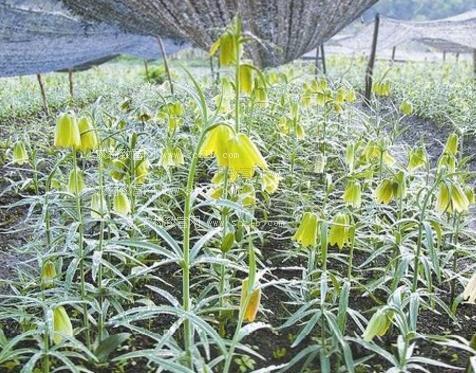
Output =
[
  {"x1": 12, "y1": 141, "x2": 28, "y2": 165},
  {"x1": 90, "y1": 192, "x2": 107, "y2": 219},
  {"x1": 293, "y1": 212, "x2": 319, "y2": 248},
  {"x1": 113, "y1": 191, "x2": 131, "y2": 216},
  {"x1": 399, "y1": 101, "x2": 414, "y2": 116},
  {"x1": 227, "y1": 133, "x2": 268, "y2": 179},
  {"x1": 240, "y1": 278, "x2": 261, "y2": 322},
  {"x1": 199, "y1": 124, "x2": 234, "y2": 167},
  {"x1": 444, "y1": 132, "x2": 459, "y2": 156},
  {"x1": 240, "y1": 185, "x2": 256, "y2": 207},
  {"x1": 77, "y1": 117, "x2": 98, "y2": 152},
  {"x1": 52, "y1": 306, "x2": 73, "y2": 345},
  {"x1": 54, "y1": 113, "x2": 80, "y2": 149},
  {"x1": 408, "y1": 146, "x2": 427, "y2": 172},
  {"x1": 465, "y1": 186, "x2": 475, "y2": 205},
  {"x1": 437, "y1": 153, "x2": 456, "y2": 173},
  {"x1": 210, "y1": 32, "x2": 237, "y2": 66},
  {"x1": 343, "y1": 180, "x2": 362, "y2": 208},
  {"x1": 41, "y1": 260, "x2": 57, "y2": 288},
  {"x1": 329, "y1": 213, "x2": 351, "y2": 250},
  {"x1": 375, "y1": 179, "x2": 395, "y2": 205},
  {"x1": 261, "y1": 171, "x2": 281, "y2": 194},
  {"x1": 436, "y1": 182, "x2": 470, "y2": 214},
  {"x1": 239, "y1": 64, "x2": 255, "y2": 95},
  {"x1": 135, "y1": 157, "x2": 150, "y2": 184},
  {"x1": 110, "y1": 159, "x2": 127, "y2": 182},
  {"x1": 436, "y1": 182, "x2": 451, "y2": 213},
  {"x1": 362, "y1": 308, "x2": 393, "y2": 342},
  {"x1": 68, "y1": 168, "x2": 85, "y2": 194},
  {"x1": 462, "y1": 273, "x2": 476, "y2": 304}
]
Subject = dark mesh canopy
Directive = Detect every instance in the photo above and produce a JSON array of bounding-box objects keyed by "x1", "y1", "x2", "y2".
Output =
[
  {"x1": 60, "y1": 0, "x2": 378, "y2": 67},
  {"x1": 0, "y1": 0, "x2": 187, "y2": 77},
  {"x1": 334, "y1": 10, "x2": 476, "y2": 54}
]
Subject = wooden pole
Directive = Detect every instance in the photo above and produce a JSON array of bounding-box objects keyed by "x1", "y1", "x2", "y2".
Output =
[
  {"x1": 157, "y1": 36, "x2": 174, "y2": 95},
  {"x1": 455, "y1": 52, "x2": 460, "y2": 63},
  {"x1": 315, "y1": 46, "x2": 320, "y2": 77},
  {"x1": 365, "y1": 13, "x2": 380, "y2": 104},
  {"x1": 391, "y1": 46, "x2": 396, "y2": 62},
  {"x1": 473, "y1": 49, "x2": 476, "y2": 78},
  {"x1": 320, "y1": 44, "x2": 327, "y2": 75},
  {"x1": 209, "y1": 56, "x2": 215, "y2": 83},
  {"x1": 144, "y1": 59, "x2": 149, "y2": 81},
  {"x1": 36, "y1": 74, "x2": 49, "y2": 115},
  {"x1": 68, "y1": 69, "x2": 74, "y2": 99},
  {"x1": 443, "y1": 51, "x2": 447, "y2": 62}
]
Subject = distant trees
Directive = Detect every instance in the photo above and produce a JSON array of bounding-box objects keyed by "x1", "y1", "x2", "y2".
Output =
[{"x1": 366, "y1": 0, "x2": 474, "y2": 20}]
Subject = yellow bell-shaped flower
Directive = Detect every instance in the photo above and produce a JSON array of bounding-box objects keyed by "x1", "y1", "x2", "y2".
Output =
[
  {"x1": 261, "y1": 171, "x2": 281, "y2": 194},
  {"x1": 444, "y1": 132, "x2": 459, "y2": 156},
  {"x1": 375, "y1": 179, "x2": 395, "y2": 205},
  {"x1": 41, "y1": 260, "x2": 57, "y2": 288},
  {"x1": 343, "y1": 180, "x2": 362, "y2": 208},
  {"x1": 436, "y1": 182, "x2": 451, "y2": 213},
  {"x1": 135, "y1": 157, "x2": 150, "y2": 184},
  {"x1": 199, "y1": 124, "x2": 234, "y2": 167},
  {"x1": 239, "y1": 64, "x2": 254, "y2": 95},
  {"x1": 12, "y1": 141, "x2": 28, "y2": 165},
  {"x1": 54, "y1": 113, "x2": 80, "y2": 149},
  {"x1": 90, "y1": 192, "x2": 107, "y2": 219},
  {"x1": 329, "y1": 213, "x2": 351, "y2": 250},
  {"x1": 52, "y1": 306, "x2": 73, "y2": 345},
  {"x1": 77, "y1": 117, "x2": 98, "y2": 152},
  {"x1": 227, "y1": 133, "x2": 268, "y2": 179},
  {"x1": 240, "y1": 278, "x2": 261, "y2": 322},
  {"x1": 408, "y1": 146, "x2": 427, "y2": 172},
  {"x1": 293, "y1": 212, "x2": 319, "y2": 248},
  {"x1": 110, "y1": 159, "x2": 127, "y2": 182},
  {"x1": 450, "y1": 183, "x2": 470, "y2": 213},
  {"x1": 113, "y1": 191, "x2": 131, "y2": 215},
  {"x1": 362, "y1": 308, "x2": 393, "y2": 342},
  {"x1": 399, "y1": 101, "x2": 414, "y2": 116},
  {"x1": 68, "y1": 168, "x2": 85, "y2": 194},
  {"x1": 463, "y1": 272, "x2": 476, "y2": 304}
]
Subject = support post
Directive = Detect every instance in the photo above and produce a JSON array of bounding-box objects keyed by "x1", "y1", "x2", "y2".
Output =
[
  {"x1": 391, "y1": 46, "x2": 396, "y2": 62},
  {"x1": 144, "y1": 59, "x2": 149, "y2": 81},
  {"x1": 68, "y1": 69, "x2": 74, "y2": 99},
  {"x1": 365, "y1": 13, "x2": 380, "y2": 104},
  {"x1": 473, "y1": 49, "x2": 476, "y2": 78},
  {"x1": 36, "y1": 74, "x2": 49, "y2": 115},
  {"x1": 315, "y1": 46, "x2": 320, "y2": 77},
  {"x1": 157, "y1": 36, "x2": 174, "y2": 95},
  {"x1": 443, "y1": 51, "x2": 447, "y2": 62},
  {"x1": 320, "y1": 44, "x2": 327, "y2": 75},
  {"x1": 455, "y1": 52, "x2": 460, "y2": 63}
]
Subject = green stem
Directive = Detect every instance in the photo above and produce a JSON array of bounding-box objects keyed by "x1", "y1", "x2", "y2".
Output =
[
  {"x1": 347, "y1": 225, "x2": 356, "y2": 280},
  {"x1": 234, "y1": 33, "x2": 241, "y2": 132},
  {"x1": 97, "y1": 154, "x2": 106, "y2": 342},
  {"x1": 72, "y1": 150, "x2": 91, "y2": 349},
  {"x1": 181, "y1": 130, "x2": 209, "y2": 367}
]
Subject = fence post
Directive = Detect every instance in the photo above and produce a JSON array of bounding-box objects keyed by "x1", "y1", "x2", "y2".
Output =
[
  {"x1": 68, "y1": 69, "x2": 74, "y2": 99},
  {"x1": 157, "y1": 36, "x2": 174, "y2": 95},
  {"x1": 36, "y1": 74, "x2": 49, "y2": 115},
  {"x1": 320, "y1": 44, "x2": 327, "y2": 75},
  {"x1": 315, "y1": 46, "x2": 320, "y2": 77},
  {"x1": 364, "y1": 13, "x2": 380, "y2": 104}
]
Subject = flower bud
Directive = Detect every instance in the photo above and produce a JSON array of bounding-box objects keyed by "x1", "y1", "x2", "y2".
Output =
[
  {"x1": 90, "y1": 192, "x2": 107, "y2": 219},
  {"x1": 52, "y1": 306, "x2": 73, "y2": 345},
  {"x1": 54, "y1": 113, "x2": 80, "y2": 149},
  {"x1": 113, "y1": 191, "x2": 131, "y2": 215},
  {"x1": 240, "y1": 278, "x2": 261, "y2": 322},
  {"x1": 135, "y1": 157, "x2": 150, "y2": 184},
  {"x1": 12, "y1": 141, "x2": 28, "y2": 165},
  {"x1": 399, "y1": 100, "x2": 414, "y2": 116},
  {"x1": 67, "y1": 168, "x2": 85, "y2": 194},
  {"x1": 41, "y1": 260, "x2": 57, "y2": 288},
  {"x1": 293, "y1": 212, "x2": 319, "y2": 248},
  {"x1": 77, "y1": 117, "x2": 98, "y2": 152}
]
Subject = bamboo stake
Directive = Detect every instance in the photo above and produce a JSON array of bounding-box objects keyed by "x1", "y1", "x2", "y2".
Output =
[
  {"x1": 36, "y1": 74, "x2": 49, "y2": 115},
  {"x1": 364, "y1": 13, "x2": 380, "y2": 104},
  {"x1": 157, "y1": 36, "x2": 174, "y2": 95},
  {"x1": 320, "y1": 44, "x2": 327, "y2": 75},
  {"x1": 315, "y1": 46, "x2": 320, "y2": 77},
  {"x1": 68, "y1": 69, "x2": 74, "y2": 99},
  {"x1": 144, "y1": 59, "x2": 149, "y2": 81}
]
